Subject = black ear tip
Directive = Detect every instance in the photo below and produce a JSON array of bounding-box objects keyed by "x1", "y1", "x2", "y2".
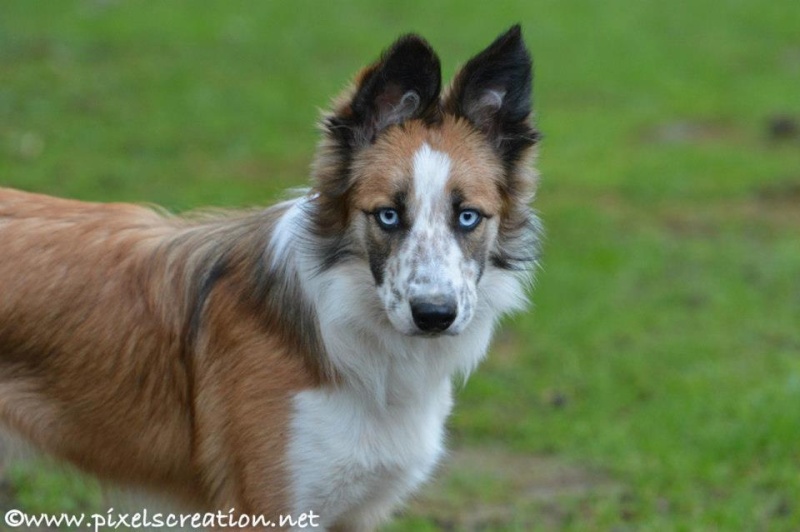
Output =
[
  {"x1": 380, "y1": 33, "x2": 442, "y2": 97},
  {"x1": 386, "y1": 34, "x2": 439, "y2": 63},
  {"x1": 496, "y1": 24, "x2": 527, "y2": 51},
  {"x1": 506, "y1": 24, "x2": 523, "y2": 39}
]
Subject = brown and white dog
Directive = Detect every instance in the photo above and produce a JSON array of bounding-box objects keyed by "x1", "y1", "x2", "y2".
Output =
[{"x1": 0, "y1": 26, "x2": 540, "y2": 530}]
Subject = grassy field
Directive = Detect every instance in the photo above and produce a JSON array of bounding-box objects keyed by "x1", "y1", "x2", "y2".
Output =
[{"x1": 2, "y1": 1, "x2": 800, "y2": 530}]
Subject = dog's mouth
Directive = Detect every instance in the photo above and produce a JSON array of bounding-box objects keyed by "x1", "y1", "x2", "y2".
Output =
[{"x1": 410, "y1": 329, "x2": 460, "y2": 338}]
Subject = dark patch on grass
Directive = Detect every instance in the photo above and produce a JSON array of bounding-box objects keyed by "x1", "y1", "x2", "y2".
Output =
[
  {"x1": 639, "y1": 120, "x2": 737, "y2": 144},
  {"x1": 394, "y1": 446, "x2": 620, "y2": 530},
  {"x1": 766, "y1": 115, "x2": 800, "y2": 142},
  {"x1": 754, "y1": 179, "x2": 800, "y2": 203}
]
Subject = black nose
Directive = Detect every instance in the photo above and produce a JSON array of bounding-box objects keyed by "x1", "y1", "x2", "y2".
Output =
[{"x1": 410, "y1": 299, "x2": 457, "y2": 333}]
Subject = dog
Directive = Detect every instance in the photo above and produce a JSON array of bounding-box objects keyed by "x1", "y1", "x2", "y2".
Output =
[{"x1": 0, "y1": 25, "x2": 540, "y2": 530}]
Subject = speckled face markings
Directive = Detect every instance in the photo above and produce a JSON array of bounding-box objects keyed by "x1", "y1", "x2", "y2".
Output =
[
  {"x1": 374, "y1": 143, "x2": 482, "y2": 335},
  {"x1": 350, "y1": 119, "x2": 506, "y2": 336}
]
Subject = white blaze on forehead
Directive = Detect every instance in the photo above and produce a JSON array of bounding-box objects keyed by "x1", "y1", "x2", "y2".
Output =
[
  {"x1": 412, "y1": 143, "x2": 452, "y2": 217},
  {"x1": 379, "y1": 143, "x2": 483, "y2": 336}
]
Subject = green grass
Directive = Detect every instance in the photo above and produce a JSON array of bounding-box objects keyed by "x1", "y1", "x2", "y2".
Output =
[{"x1": 2, "y1": 1, "x2": 800, "y2": 529}]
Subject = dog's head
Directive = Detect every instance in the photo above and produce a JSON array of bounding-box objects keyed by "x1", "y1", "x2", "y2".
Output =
[{"x1": 311, "y1": 26, "x2": 540, "y2": 336}]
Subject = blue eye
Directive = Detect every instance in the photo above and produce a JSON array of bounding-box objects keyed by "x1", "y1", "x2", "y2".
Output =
[
  {"x1": 376, "y1": 208, "x2": 400, "y2": 230},
  {"x1": 457, "y1": 209, "x2": 482, "y2": 230}
]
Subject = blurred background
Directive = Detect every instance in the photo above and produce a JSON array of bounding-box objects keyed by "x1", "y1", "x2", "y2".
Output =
[{"x1": 1, "y1": 1, "x2": 799, "y2": 529}]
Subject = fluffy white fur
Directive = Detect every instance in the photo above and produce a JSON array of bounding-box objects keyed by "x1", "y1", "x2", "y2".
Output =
[{"x1": 266, "y1": 174, "x2": 529, "y2": 529}]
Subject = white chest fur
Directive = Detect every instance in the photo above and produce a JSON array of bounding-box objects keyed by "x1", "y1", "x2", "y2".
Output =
[
  {"x1": 273, "y1": 202, "x2": 528, "y2": 529},
  {"x1": 283, "y1": 268, "x2": 497, "y2": 529},
  {"x1": 287, "y1": 378, "x2": 453, "y2": 529}
]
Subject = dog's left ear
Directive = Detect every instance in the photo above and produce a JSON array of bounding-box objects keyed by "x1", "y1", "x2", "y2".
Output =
[{"x1": 443, "y1": 25, "x2": 540, "y2": 167}]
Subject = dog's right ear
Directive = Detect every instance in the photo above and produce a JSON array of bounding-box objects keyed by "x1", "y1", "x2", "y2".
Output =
[
  {"x1": 312, "y1": 35, "x2": 441, "y2": 232},
  {"x1": 324, "y1": 35, "x2": 442, "y2": 149}
]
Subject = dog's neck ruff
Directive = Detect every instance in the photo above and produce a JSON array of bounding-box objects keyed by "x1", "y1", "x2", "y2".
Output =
[
  {"x1": 265, "y1": 196, "x2": 520, "y2": 527},
  {"x1": 266, "y1": 193, "x2": 524, "y2": 404},
  {"x1": 264, "y1": 176, "x2": 531, "y2": 526}
]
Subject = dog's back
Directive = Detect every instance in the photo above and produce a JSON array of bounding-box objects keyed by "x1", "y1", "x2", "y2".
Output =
[{"x1": 0, "y1": 187, "x2": 198, "y2": 496}]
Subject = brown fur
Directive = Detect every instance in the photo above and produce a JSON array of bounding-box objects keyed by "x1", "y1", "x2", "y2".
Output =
[
  {"x1": 350, "y1": 117, "x2": 505, "y2": 216},
  {"x1": 0, "y1": 187, "x2": 322, "y2": 514},
  {"x1": 347, "y1": 118, "x2": 511, "y2": 273}
]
